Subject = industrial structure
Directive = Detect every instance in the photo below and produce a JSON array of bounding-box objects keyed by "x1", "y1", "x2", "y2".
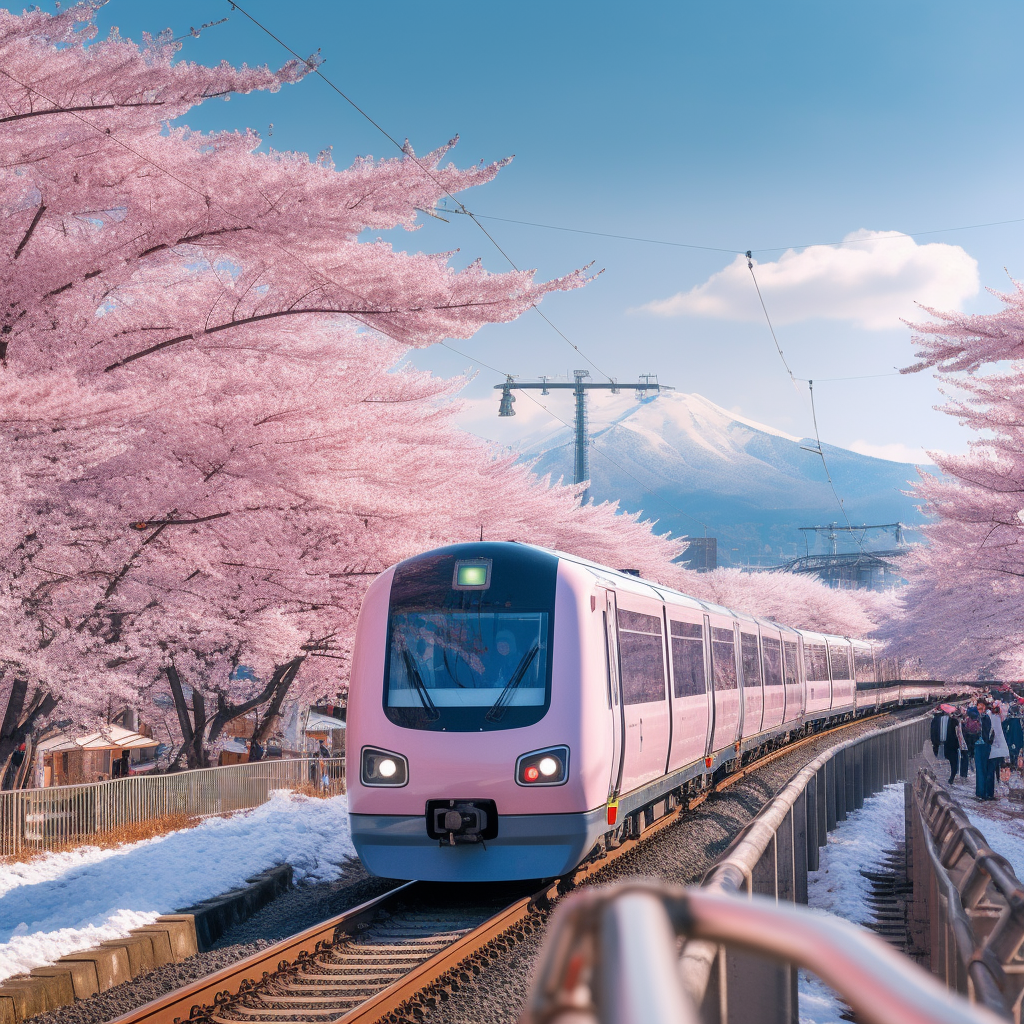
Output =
[
  {"x1": 766, "y1": 522, "x2": 908, "y2": 590},
  {"x1": 496, "y1": 371, "x2": 668, "y2": 500}
]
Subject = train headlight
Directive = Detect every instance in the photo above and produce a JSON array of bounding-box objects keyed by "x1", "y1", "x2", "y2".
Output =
[
  {"x1": 361, "y1": 746, "x2": 408, "y2": 787},
  {"x1": 516, "y1": 745, "x2": 569, "y2": 786}
]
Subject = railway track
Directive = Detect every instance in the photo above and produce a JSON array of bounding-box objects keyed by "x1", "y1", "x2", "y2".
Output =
[{"x1": 110, "y1": 710, "x2": 915, "y2": 1024}]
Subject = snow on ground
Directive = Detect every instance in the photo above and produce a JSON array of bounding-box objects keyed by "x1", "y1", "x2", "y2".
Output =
[
  {"x1": 799, "y1": 782, "x2": 907, "y2": 1024},
  {"x1": 937, "y1": 768, "x2": 1024, "y2": 881},
  {"x1": 0, "y1": 790, "x2": 354, "y2": 982}
]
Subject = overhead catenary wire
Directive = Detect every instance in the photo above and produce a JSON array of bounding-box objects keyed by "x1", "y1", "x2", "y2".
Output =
[
  {"x1": 224, "y1": 0, "x2": 615, "y2": 384},
  {"x1": 745, "y1": 258, "x2": 865, "y2": 553},
  {"x1": 443, "y1": 207, "x2": 1024, "y2": 258}
]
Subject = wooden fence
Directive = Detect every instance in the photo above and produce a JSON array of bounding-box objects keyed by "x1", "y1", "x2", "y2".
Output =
[{"x1": 0, "y1": 756, "x2": 345, "y2": 857}]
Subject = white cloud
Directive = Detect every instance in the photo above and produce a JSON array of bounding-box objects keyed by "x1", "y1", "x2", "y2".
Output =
[
  {"x1": 641, "y1": 230, "x2": 979, "y2": 330},
  {"x1": 847, "y1": 440, "x2": 938, "y2": 465}
]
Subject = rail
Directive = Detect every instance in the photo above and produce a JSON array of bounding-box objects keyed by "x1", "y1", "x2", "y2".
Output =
[
  {"x1": 909, "y1": 769, "x2": 1024, "y2": 1022},
  {"x1": 0, "y1": 756, "x2": 345, "y2": 857}
]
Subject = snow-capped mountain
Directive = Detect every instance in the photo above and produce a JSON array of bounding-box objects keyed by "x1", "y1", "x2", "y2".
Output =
[{"x1": 518, "y1": 391, "x2": 928, "y2": 567}]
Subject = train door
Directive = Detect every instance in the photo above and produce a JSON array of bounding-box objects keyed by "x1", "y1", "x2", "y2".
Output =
[
  {"x1": 709, "y1": 615, "x2": 741, "y2": 752},
  {"x1": 665, "y1": 612, "x2": 711, "y2": 772},
  {"x1": 616, "y1": 602, "x2": 671, "y2": 792},
  {"x1": 760, "y1": 630, "x2": 785, "y2": 730},
  {"x1": 602, "y1": 590, "x2": 625, "y2": 802},
  {"x1": 739, "y1": 628, "x2": 764, "y2": 738},
  {"x1": 782, "y1": 635, "x2": 802, "y2": 723},
  {"x1": 828, "y1": 641, "x2": 854, "y2": 711}
]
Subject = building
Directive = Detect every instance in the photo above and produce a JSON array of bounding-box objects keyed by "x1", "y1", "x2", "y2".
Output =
[{"x1": 37, "y1": 724, "x2": 160, "y2": 787}]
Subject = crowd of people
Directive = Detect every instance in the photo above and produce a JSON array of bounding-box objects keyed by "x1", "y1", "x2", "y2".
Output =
[{"x1": 931, "y1": 695, "x2": 1024, "y2": 801}]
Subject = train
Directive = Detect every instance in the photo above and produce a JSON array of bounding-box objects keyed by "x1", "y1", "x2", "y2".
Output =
[{"x1": 346, "y1": 542, "x2": 948, "y2": 882}]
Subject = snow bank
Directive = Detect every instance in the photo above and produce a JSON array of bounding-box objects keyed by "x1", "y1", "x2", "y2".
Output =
[
  {"x1": 0, "y1": 790, "x2": 354, "y2": 982},
  {"x1": 799, "y1": 782, "x2": 907, "y2": 1024}
]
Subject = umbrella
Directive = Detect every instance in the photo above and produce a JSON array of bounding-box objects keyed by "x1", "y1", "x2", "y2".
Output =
[{"x1": 939, "y1": 704, "x2": 956, "y2": 714}]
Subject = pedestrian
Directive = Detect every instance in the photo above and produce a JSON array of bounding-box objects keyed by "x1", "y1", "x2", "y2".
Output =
[
  {"x1": 989, "y1": 701, "x2": 1011, "y2": 797},
  {"x1": 941, "y1": 710, "x2": 964, "y2": 785},
  {"x1": 1004, "y1": 702, "x2": 1024, "y2": 773},
  {"x1": 963, "y1": 707, "x2": 981, "y2": 772},
  {"x1": 930, "y1": 707, "x2": 943, "y2": 757},
  {"x1": 975, "y1": 698, "x2": 993, "y2": 800}
]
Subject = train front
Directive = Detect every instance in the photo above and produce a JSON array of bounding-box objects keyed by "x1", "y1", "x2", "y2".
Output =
[{"x1": 347, "y1": 542, "x2": 603, "y2": 882}]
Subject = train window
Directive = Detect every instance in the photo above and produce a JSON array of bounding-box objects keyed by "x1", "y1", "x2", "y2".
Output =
[
  {"x1": 670, "y1": 620, "x2": 705, "y2": 698},
  {"x1": 385, "y1": 610, "x2": 549, "y2": 730},
  {"x1": 762, "y1": 636, "x2": 783, "y2": 686},
  {"x1": 783, "y1": 641, "x2": 799, "y2": 686},
  {"x1": 829, "y1": 645, "x2": 852, "y2": 680},
  {"x1": 854, "y1": 649, "x2": 875, "y2": 684},
  {"x1": 617, "y1": 609, "x2": 666, "y2": 705},
  {"x1": 711, "y1": 627, "x2": 737, "y2": 690},
  {"x1": 805, "y1": 643, "x2": 829, "y2": 681},
  {"x1": 740, "y1": 633, "x2": 761, "y2": 688}
]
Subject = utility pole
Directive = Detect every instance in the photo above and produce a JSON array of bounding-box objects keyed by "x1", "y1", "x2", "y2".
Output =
[{"x1": 495, "y1": 371, "x2": 671, "y2": 500}]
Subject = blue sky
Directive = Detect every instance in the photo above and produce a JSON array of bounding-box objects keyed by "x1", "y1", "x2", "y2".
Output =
[{"x1": 96, "y1": 1, "x2": 1023, "y2": 463}]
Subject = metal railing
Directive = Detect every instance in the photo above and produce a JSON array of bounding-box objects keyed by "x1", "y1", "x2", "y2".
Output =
[
  {"x1": 0, "y1": 756, "x2": 345, "y2": 858},
  {"x1": 909, "y1": 769, "x2": 1024, "y2": 1022},
  {"x1": 523, "y1": 882, "x2": 1004, "y2": 1024},
  {"x1": 524, "y1": 714, "x2": 972, "y2": 1024}
]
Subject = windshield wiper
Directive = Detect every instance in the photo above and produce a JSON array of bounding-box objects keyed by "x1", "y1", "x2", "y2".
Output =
[
  {"x1": 485, "y1": 644, "x2": 540, "y2": 723},
  {"x1": 403, "y1": 650, "x2": 440, "y2": 722}
]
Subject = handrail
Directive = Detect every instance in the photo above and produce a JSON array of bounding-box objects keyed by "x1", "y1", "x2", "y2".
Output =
[
  {"x1": 522, "y1": 883, "x2": 1005, "y2": 1024},
  {"x1": 911, "y1": 769, "x2": 1024, "y2": 1020}
]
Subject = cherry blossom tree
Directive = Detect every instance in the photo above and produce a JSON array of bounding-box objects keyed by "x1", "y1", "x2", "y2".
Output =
[
  {"x1": 685, "y1": 567, "x2": 893, "y2": 637},
  {"x1": 1, "y1": 5, "x2": 887, "y2": 776},
  {"x1": 0, "y1": 5, "x2": 666, "y2": 770},
  {"x1": 881, "y1": 284, "x2": 1024, "y2": 678}
]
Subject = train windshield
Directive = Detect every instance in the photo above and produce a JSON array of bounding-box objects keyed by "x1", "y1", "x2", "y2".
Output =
[{"x1": 385, "y1": 611, "x2": 549, "y2": 730}]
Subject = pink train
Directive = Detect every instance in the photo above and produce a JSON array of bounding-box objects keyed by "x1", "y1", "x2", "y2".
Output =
[{"x1": 347, "y1": 542, "x2": 941, "y2": 882}]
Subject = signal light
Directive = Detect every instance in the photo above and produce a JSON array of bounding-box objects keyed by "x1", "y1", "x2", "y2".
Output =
[
  {"x1": 378, "y1": 758, "x2": 397, "y2": 778},
  {"x1": 516, "y1": 745, "x2": 569, "y2": 786}
]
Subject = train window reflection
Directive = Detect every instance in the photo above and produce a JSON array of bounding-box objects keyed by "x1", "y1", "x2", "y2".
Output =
[
  {"x1": 711, "y1": 626, "x2": 737, "y2": 690},
  {"x1": 829, "y1": 644, "x2": 852, "y2": 681},
  {"x1": 783, "y1": 640, "x2": 799, "y2": 686},
  {"x1": 740, "y1": 632, "x2": 761, "y2": 688},
  {"x1": 670, "y1": 620, "x2": 705, "y2": 699},
  {"x1": 762, "y1": 636, "x2": 783, "y2": 686},
  {"x1": 617, "y1": 609, "x2": 666, "y2": 705},
  {"x1": 805, "y1": 643, "x2": 830, "y2": 682},
  {"x1": 387, "y1": 611, "x2": 548, "y2": 709}
]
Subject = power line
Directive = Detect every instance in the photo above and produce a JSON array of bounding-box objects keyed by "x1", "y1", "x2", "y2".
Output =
[
  {"x1": 224, "y1": 0, "x2": 615, "y2": 383},
  {"x1": 442, "y1": 207, "x2": 1024, "y2": 257},
  {"x1": 443, "y1": 208, "x2": 742, "y2": 254},
  {"x1": 746, "y1": 259, "x2": 864, "y2": 553}
]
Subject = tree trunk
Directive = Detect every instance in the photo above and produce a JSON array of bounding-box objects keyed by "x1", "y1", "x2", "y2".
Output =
[
  {"x1": 165, "y1": 657, "x2": 304, "y2": 769},
  {"x1": 0, "y1": 680, "x2": 59, "y2": 789},
  {"x1": 252, "y1": 659, "x2": 303, "y2": 746},
  {"x1": 165, "y1": 664, "x2": 197, "y2": 770}
]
